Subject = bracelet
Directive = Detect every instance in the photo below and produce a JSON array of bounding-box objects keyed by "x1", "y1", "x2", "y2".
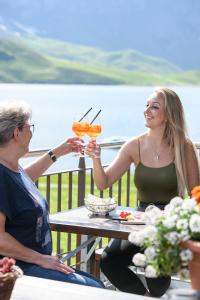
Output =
[{"x1": 48, "y1": 150, "x2": 57, "y2": 162}]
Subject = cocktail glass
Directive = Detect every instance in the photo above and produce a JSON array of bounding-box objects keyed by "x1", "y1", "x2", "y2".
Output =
[
  {"x1": 72, "y1": 120, "x2": 89, "y2": 156},
  {"x1": 87, "y1": 116, "x2": 102, "y2": 158},
  {"x1": 87, "y1": 123, "x2": 102, "y2": 140}
]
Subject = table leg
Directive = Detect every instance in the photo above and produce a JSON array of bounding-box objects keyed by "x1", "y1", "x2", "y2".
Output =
[
  {"x1": 79, "y1": 236, "x2": 102, "y2": 273},
  {"x1": 60, "y1": 235, "x2": 96, "y2": 262},
  {"x1": 80, "y1": 235, "x2": 102, "y2": 273},
  {"x1": 59, "y1": 235, "x2": 102, "y2": 274}
]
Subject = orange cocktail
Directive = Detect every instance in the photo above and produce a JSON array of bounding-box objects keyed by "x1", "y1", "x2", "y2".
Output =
[
  {"x1": 72, "y1": 121, "x2": 89, "y2": 138},
  {"x1": 87, "y1": 124, "x2": 102, "y2": 139}
]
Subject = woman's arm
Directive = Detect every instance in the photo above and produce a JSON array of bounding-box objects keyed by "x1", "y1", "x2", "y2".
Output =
[
  {"x1": 0, "y1": 212, "x2": 74, "y2": 274},
  {"x1": 185, "y1": 141, "x2": 200, "y2": 195},
  {"x1": 25, "y1": 137, "x2": 81, "y2": 182},
  {"x1": 86, "y1": 138, "x2": 138, "y2": 190}
]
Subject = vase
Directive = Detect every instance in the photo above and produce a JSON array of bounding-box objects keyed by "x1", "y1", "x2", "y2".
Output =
[
  {"x1": 0, "y1": 272, "x2": 18, "y2": 300},
  {"x1": 181, "y1": 240, "x2": 200, "y2": 291},
  {"x1": 0, "y1": 266, "x2": 23, "y2": 300}
]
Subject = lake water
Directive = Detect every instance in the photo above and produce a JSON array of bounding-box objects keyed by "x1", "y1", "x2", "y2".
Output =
[{"x1": 0, "y1": 84, "x2": 199, "y2": 171}]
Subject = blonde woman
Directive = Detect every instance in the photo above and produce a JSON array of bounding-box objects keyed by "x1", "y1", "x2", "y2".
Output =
[{"x1": 85, "y1": 87, "x2": 200, "y2": 297}]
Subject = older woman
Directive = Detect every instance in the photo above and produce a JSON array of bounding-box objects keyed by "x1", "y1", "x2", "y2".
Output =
[
  {"x1": 85, "y1": 87, "x2": 200, "y2": 297},
  {"x1": 0, "y1": 101, "x2": 104, "y2": 288}
]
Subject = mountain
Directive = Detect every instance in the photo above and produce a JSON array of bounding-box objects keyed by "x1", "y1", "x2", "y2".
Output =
[
  {"x1": 0, "y1": 0, "x2": 200, "y2": 70},
  {"x1": 22, "y1": 37, "x2": 181, "y2": 74},
  {"x1": 0, "y1": 36, "x2": 200, "y2": 85},
  {"x1": 0, "y1": 37, "x2": 121, "y2": 84}
]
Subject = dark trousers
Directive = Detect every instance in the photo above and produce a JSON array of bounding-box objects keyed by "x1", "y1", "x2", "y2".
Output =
[{"x1": 100, "y1": 239, "x2": 171, "y2": 297}]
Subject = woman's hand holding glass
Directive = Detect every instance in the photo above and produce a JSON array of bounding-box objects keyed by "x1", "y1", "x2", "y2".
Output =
[
  {"x1": 72, "y1": 120, "x2": 89, "y2": 156},
  {"x1": 55, "y1": 137, "x2": 84, "y2": 157},
  {"x1": 86, "y1": 112, "x2": 102, "y2": 158},
  {"x1": 71, "y1": 109, "x2": 102, "y2": 157},
  {"x1": 51, "y1": 137, "x2": 84, "y2": 160},
  {"x1": 85, "y1": 139, "x2": 101, "y2": 159}
]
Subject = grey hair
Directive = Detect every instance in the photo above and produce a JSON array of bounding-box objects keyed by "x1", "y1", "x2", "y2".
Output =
[{"x1": 0, "y1": 100, "x2": 32, "y2": 146}]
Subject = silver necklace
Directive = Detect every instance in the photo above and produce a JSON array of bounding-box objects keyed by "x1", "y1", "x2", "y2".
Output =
[
  {"x1": 150, "y1": 139, "x2": 162, "y2": 160},
  {"x1": 155, "y1": 153, "x2": 160, "y2": 160}
]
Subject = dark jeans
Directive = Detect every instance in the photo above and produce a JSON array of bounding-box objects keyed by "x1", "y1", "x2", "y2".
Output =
[
  {"x1": 22, "y1": 264, "x2": 104, "y2": 289},
  {"x1": 100, "y1": 239, "x2": 170, "y2": 297}
]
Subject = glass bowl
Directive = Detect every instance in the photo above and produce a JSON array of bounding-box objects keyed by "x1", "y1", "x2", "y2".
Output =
[{"x1": 84, "y1": 194, "x2": 117, "y2": 215}]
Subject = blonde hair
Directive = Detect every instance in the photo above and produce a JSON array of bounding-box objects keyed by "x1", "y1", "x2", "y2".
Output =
[{"x1": 155, "y1": 87, "x2": 189, "y2": 197}]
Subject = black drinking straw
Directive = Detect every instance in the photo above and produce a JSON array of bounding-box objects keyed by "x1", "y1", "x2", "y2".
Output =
[
  {"x1": 78, "y1": 107, "x2": 92, "y2": 122},
  {"x1": 90, "y1": 109, "x2": 102, "y2": 124}
]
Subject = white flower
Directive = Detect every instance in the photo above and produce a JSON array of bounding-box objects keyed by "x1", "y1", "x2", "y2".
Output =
[
  {"x1": 128, "y1": 226, "x2": 157, "y2": 246},
  {"x1": 129, "y1": 189, "x2": 200, "y2": 278},
  {"x1": 176, "y1": 219, "x2": 188, "y2": 231},
  {"x1": 166, "y1": 197, "x2": 183, "y2": 211},
  {"x1": 142, "y1": 226, "x2": 158, "y2": 239},
  {"x1": 182, "y1": 198, "x2": 197, "y2": 212},
  {"x1": 180, "y1": 249, "x2": 193, "y2": 262},
  {"x1": 164, "y1": 232, "x2": 180, "y2": 245},
  {"x1": 132, "y1": 253, "x2": 146, "y2": 267},
  {"x1": 179, "y1": 230, "x2": 190, "y2": 241},
  {"x1": 144, "y1": 246, "x2": 156, "y2": 262},
  {"x1": 145, "y1": 265, "x2": 157, "y2": 278},
  {"x1": 143, "y1": 206, "x2": 163, "y2": 225},
  {"x1": 128, "y1": 231, "x2": 145, "y2": 246},
  {"x1": 162, "y1": 215, "x2": 178, "y2": 229},
  {"x1": 189, "y1": 214, "x2": 200, "y2": 232}
]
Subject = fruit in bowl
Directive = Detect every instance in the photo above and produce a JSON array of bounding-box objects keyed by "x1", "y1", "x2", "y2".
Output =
[
  {"x1": 84, "y1": 194, "x2": 117, "y2": 215},
  {"x1": 119, "y1": 211, "x2": 134, "y2": 220},
  {"x1": 0, "y1": 257, "x2": 23, "y2": 300}
]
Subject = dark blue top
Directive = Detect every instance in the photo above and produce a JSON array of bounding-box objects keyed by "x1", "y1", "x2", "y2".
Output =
[{"x1": 0, "y1": 164, "x2": 52, "y2": 269}]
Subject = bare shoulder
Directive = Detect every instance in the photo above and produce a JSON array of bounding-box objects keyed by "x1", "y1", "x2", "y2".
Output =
[
  {"x1": 122, "y1": 134, "x2": 144, "y2": 149},
  {"x1": 120, "y1": 133, "x2": 146, "y2": 162}
]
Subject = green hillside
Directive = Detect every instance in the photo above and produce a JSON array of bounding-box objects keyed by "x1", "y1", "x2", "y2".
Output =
[
  {"x1": 0, "y1": 36, "x2": 199, "y2": 85},
  {"x1": 22, "y1": 37, "x2": 181, "y2": 74}
]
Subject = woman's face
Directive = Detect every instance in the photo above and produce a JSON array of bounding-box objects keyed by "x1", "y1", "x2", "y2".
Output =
[
  {"x1": 144, "y1": 92, "x2": 166, "y2": 129},
  {"x1": 18, "y1": 121, "x2": 33, "y2": 153}
]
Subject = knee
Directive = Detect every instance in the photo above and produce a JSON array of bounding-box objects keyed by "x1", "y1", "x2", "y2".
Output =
[
  {"x1": 100, "y1": 251, "x2": 116, "y2": 274},
  {"x1": 100, "y1": 251, "x2": 109, "y2": 271}
]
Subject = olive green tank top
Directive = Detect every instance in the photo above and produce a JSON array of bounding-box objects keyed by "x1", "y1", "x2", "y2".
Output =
[{"x1": 134, "y1": 140, "x2": 178, "y2": 205}]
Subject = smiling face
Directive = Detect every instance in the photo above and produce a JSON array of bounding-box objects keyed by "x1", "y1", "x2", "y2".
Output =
[
  {"x1": 144, "y1": 92, "x2": 167, "y2": 129},
  {"x1": 20, "y1": 122, "x2": 33, "y2": 152},
  {"x1": 13, "y1": 121, "x2": 33, "y2": 155}
]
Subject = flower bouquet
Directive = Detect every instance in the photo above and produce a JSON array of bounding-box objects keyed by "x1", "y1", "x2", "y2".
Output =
[
  {"x1": 0, "y1": 257, "x2": 23, "y2": 300},
  {"x1": 128, "y1": 186, "x2": 200, "y2": 285}
]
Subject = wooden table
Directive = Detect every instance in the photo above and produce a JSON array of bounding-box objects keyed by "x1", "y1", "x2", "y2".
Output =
[
  {"x1": 11, "y1": 276, "x2": 157, "y2": 300},
  {"x1": 50, "y1": 206, "x2": 145, "y2": 271},
  {"x1": 50, "y1": 206, "x2": 145, "y2": 240}
]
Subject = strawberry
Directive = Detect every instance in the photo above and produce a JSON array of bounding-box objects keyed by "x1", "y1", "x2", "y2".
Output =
[
  {"x1": 0, "y1": 257, "x2": 16, "y2": 274},
  {"x1": 119, "y1": 211, "x2": 132, "y2": 219}
]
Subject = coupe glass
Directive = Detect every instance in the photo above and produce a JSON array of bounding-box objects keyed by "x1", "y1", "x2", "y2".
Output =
[
  {"x1": 72, "y1": 119, "x2": 89, "y2": 156},
  {"x1": 87, "y1": 115, "x2": 102, "y2": 158}
]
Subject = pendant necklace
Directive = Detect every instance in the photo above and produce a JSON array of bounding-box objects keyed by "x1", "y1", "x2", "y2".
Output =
[
  {"x1": 151, "y1": 139, "x2": 162, "y2": 161},
  {"x1": 155, "y1": 152, "x2": 160, "y2": 160}
]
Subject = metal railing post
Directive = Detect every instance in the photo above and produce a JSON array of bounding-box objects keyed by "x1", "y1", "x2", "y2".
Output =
[
  {"x1": 77, "y1": 156, "x2": 86, "y2": 267},
  {"x1": 78, "y1": 156, "x2": 86, "y2": 207}
]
